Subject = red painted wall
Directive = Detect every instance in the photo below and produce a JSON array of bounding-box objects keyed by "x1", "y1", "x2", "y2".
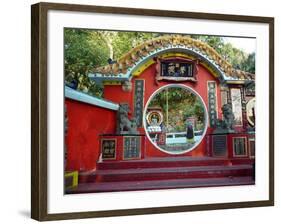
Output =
[
  {"x1": 65, "y1": 99, "x2": 116, "y2": 172},
  {"x1": 104, "y1": 63, "x2": 223, "y2": 158}
]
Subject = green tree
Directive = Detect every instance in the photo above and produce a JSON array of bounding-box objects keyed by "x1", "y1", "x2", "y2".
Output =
[
  {"x1": 64, "y1": 29, "x2": 109, "y2": 97},
  {"x1": 241, "y1": 52, "x2": 255, "y2": 73},
  {"x1": 190, "y1": 35, "x2": 225, "y2": 54},
  {"x1": 112, "y1": 32, "x2": 159, "y2": 59},
  {"x1": 190, "y1": 35, "x2": 254, "y2": 72}
]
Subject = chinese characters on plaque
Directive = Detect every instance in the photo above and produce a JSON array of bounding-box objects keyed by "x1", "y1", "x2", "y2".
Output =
[
  {"x1": 123, "y1": 136, "x2": 141, "y2": 159},
  {"x1": 212, "y1": 135, "x2": 227, "y2": 156},
  {"x1": 208, "y1": 81, "x2": 217, "y2": 127},
  {"x1": 134, "y1": 80, "x2": 144, "y2": 127},
  {"x1": 101, "y1": 139, "x2": 116, "y2": 159},
  {"x1": 161, "y1": 61, "x2": 194, "y2": 77},
  {"x1": 233, "y1": 137, "x2": 247, "y2": 156}
]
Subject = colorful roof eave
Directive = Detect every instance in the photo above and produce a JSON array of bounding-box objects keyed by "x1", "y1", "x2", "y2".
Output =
[{"x1": 88, "y1": 37, "x2": 255, "y2": 84}]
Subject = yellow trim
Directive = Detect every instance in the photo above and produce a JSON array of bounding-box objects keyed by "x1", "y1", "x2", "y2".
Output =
[
  {"x1": 132, "y1": 60, "x2": 155, "y2": 77},
  {"x1": 103, "y1": 81, "x2": 122, "y2": 85},
  {"x1": 132, "y1": 52, "x2": 196, "y2": 77},
  {"x1": 132, "y1": 51, "x2": 221, "y2": 79},
  {"x1": 200, "y1": 61, "x2": 219, "y2": 78},
  {"x1": 65, "y1": 171, "x2": 78, "y2": 189},
  {"x1": 226, "y1": 80, "x2": 246, "y2": 84},
  {"x1": 161, "y1": 52, "x2": 196, "y2": 60}
]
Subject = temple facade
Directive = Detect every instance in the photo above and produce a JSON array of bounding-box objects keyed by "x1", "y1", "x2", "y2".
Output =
[{"x1": 64, "y1": 35, "x2": 255, "y2": 193}]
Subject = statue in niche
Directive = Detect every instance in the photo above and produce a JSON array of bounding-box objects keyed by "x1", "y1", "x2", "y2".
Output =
[
  {"x1": 214, "y1": 103, "x2": 235, "y2": 133},
  {"x1": 221, "y1": 103, "x2": 235, "y2": 131},
  {"x1": 117, "y1": 103, "x2": 139, "y2": 134}
]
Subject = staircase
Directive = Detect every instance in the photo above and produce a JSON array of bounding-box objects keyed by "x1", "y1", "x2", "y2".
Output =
[{"x1": 66, "y1": 157, "x2": 255, "y2": 194}]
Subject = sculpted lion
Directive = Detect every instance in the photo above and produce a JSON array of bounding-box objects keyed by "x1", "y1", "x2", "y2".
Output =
[
  {"x1": 222, "y1": 103, "x2": 235, "y2": 130},
  {"x1": 117, "y1": 104, "x2": 138, "y2": 134}
]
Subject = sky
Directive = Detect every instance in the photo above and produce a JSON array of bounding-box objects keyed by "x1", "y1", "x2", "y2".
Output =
[{"x1": 223, "y1": 37, "x2": 256, "y2": 54}]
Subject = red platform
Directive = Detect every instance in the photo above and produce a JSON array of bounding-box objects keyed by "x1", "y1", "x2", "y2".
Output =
[{"x1": 67, "y1": 156, "x2": 254, "y2": 194}]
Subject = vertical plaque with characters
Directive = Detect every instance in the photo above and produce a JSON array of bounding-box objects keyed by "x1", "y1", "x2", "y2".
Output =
[
  {"x1": 101, "y1": 139, "x2": 116, "y2": 160},
  {"x1": 233, "y1": 137, "x2": 247, "y2": 156},
  {"x1": 208, "y1": 81, "x2": 217, "y2": 127},
  {"x1": 123, "y1": 136, "x2": 141, "y2": 159},
  {"x1": 212, "y1": 135, "x2": 227, "y2": 156},
  {"x1": 134, "y1": 80, "x2": 144, "y2": 127}
]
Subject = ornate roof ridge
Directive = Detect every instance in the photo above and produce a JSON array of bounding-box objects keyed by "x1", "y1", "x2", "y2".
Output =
[{"x1": 90, "y1": 35, "x2": 255, "y2": 80}]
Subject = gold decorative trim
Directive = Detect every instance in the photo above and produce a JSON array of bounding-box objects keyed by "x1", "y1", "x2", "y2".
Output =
[{"x1": 103, "y1": 81, "x2": 122, "y2": 85}]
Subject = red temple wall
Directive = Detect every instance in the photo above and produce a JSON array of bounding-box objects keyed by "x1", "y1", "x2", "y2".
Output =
[
  {"x1": 104, "y1": 63, "x2": 223, "y2": 157},
  {"x1": 65, "y1": 99, "x2": 116, "y2": 171}
]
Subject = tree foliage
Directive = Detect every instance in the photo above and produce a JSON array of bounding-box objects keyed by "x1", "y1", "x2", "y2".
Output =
[
  {"x1": 148, "y1": 88, "x2": 205, "y2": 131},
  {"x1": 64, "y1": 29, "x2": 109, "y2": 97},
  {"x1": 190, "y1": 35, "x2": 255, "y2": 71}
]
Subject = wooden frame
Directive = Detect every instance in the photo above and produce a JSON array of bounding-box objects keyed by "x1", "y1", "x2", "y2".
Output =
[{"x1": 31, "y1": 2, "x2": 274, "y2": 221}]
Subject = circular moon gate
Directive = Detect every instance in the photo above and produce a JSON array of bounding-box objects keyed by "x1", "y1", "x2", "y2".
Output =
[{"x1": 143, "y1": 84, "x2": 208, "y2": 155}]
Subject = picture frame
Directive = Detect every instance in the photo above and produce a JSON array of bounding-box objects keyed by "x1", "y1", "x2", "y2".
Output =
[{"x1": 31, "y1": 2, "x2": 274, "y2": 221}]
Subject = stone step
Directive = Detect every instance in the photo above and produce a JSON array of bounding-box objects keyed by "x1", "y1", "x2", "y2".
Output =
[
  {"x1": 80, "y1": 164, "x2": 253, "y2": 183},
  {"x1": 96, "y1": 156, "x2": 253, "y2": 170},
  {"x1": 67, "y1": 176, "x2": 255, "y2": 194}
]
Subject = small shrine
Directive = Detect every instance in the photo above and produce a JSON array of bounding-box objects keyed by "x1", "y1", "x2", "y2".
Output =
[{"x1": 64, "y1": 35, "x2": 255, "y2": 193}]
